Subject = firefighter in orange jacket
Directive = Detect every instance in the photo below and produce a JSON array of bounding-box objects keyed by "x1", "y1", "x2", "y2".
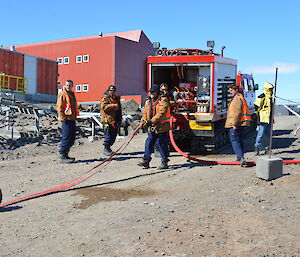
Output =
[
  {"x1": 56, "y1": 80, "x2": 79, "y2": 163},
  {"x1": 138, "y1": 84, "x2": 171, "y2": 169},
  {"x1": 225, "y1": 84, "x2": 251, "y2": 166},
  {"x1": 100, "y1": 85, "x2": 122, "y2": 156}
]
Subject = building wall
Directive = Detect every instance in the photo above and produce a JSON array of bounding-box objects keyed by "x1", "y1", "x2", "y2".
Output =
[
  {"x1": 115, "y1": 32, "x2": 155, "y2": 97},
  {"x1": 0, "y1": 48, "x2": 57, "y2": 97},
  {"x1": 24, "y1": 55, "x2": 37, "y2": 94},
  {"x1": 14, "y1": 37, "x2": 115, "y2": 103},
  {"x1": 37, "y1": 58, "x2": 58, "y2": 95},
  {"x1": 12, "y1": 31, "x2": 154, "y2": 104},
  {"x1": 0, "y1": 49, "x2": 24, "y2": 77}
]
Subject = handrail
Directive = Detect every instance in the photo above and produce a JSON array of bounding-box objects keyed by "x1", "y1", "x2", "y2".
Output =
[{"x1": 0, "y1": 73, "x2": 27, "y2": 94}]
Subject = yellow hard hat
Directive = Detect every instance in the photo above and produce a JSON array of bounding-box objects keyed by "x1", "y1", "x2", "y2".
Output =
[{"x1": 264, "y1": 82, "x2": 274, "y2": 90}]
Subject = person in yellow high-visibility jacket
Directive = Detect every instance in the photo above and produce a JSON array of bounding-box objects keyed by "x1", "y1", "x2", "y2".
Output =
[{"x1": 254, "y1": 82, "x2": 274, "y2": 155}]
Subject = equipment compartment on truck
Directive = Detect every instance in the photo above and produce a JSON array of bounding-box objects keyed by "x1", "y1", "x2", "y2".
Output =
[{"x1": 147, "y1": 47, "x2": 257, "y2": 153}]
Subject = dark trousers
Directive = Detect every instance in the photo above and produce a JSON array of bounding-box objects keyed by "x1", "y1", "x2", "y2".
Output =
[
  {"x1": 155, "y1": 134, "x2": 170, "y2": 157},
  {"x1": 104, "y1": 124, "x2": 118, "y2": 147},
  {"x1": 60, "y1": 120, "x2": 76, "y2": 152},
  {"x1": 229, "y1": 127, "x2": 244, "y2": 160},
  {"x1": 144, "y1": 132, "x2": 169, "y2": 160}
]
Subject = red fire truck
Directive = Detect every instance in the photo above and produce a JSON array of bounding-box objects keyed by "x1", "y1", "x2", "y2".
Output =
[{"x1": 147, "y1": 47, "x2": 258, "y2": 152}]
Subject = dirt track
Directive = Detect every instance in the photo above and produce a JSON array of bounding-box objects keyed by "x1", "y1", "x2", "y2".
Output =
[{"x1": 0, "y1": 115, "x2": 299, "y2": 257}]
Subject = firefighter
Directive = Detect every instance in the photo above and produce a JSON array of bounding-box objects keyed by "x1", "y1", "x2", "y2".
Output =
[
  {"x1": 154, "y1": 83, "x2": 173, "y2": 157},
  {"x1": 56, "y1": 80, "x2": 79, "y2": 164},
  {"x1": 138, "y1": 84, "x2": 171, "y2": 169},
  {"x1": 225, "y1": 84, "x2": 251, "y2": 166},
  {"x1": 100, "y1": 85, "x2": 122, "y2": 156},
  {"x1": 161, "y1": 82, "x2": 177, "y2": 103},
  {"x1": 254, "y1": 82, "x2": 274, "y2": 155},
  {"x1": 160, "y1": 83, "x2": 171, "y2": 98}
]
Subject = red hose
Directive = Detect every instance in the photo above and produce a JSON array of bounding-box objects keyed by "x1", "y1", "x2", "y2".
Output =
[
  {"x1": 0, "y1": 125, "x2": 142, "y2": 207},
  {"x1": 169, "y1": 116, "x2": 300, "y2": 166}
]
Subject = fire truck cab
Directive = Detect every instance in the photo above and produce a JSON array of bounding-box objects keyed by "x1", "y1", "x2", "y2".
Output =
[{"x1": 147, "y1": 48, "x2": 258, "y2": 152}]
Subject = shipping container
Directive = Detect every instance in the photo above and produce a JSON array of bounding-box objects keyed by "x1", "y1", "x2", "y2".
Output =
[
  {"x1": 37, "y1": 58, "x2": 58, "y2": 95},
  {"x1": 0, "y1": 49, "x2": 24, "y2": 77},
  {"x1": 0, "y1": 48, "x2": 58, "y2": 100}
]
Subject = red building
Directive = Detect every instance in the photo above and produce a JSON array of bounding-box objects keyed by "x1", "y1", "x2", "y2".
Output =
[
  {"x1": 11, "y1": 30, "x2": 154, "y2": 104},
  {"x1": 0, "y1": 48, "x2": 57, "y2": 102}
]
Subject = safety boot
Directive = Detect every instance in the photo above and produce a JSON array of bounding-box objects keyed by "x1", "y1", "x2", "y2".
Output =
[
  {"x1": 60, "y1": 151, "x2": 75, "y2": 164},
  {"x1": 66, "y1": 150, "x2": 75, "y2": 161},
  {"x1": 239, "y1": 158, "x2": 247, "y2": 167},
  {"x1": 137, "y1": 158, "x2": 151, "y2": 169},
  {"x1": 263, "y1": 149, "x2": 270, "y2": 155},
  {"x1": 103, "y1": 145, "x2": 113, "y2": 156},
  {"x1": 158, "y1": 159, "x2": 169, "y2": 169},
  {"x1": 254, "y1": 147, "x2": 260, "y2": 156}
]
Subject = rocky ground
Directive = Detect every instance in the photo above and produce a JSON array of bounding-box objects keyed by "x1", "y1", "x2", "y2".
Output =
[{"x1": 0, "y1": 115, "x2": 299, "y2": 257}]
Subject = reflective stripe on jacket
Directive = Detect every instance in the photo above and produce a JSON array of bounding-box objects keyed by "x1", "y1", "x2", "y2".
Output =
[
  {"x1": 64, "y1": 92, "x2": 79, "y2": 116},
  {"x1": 225, "y1": 93, "x2": 251, "y2": 128},
  {"x1": 56, "y1": 91, "x2": 79, "y2": 121}
]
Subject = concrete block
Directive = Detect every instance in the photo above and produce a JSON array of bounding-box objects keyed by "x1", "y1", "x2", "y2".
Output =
[{"x1": 256, "y1": 156, "x2": 283, "y2": 181}]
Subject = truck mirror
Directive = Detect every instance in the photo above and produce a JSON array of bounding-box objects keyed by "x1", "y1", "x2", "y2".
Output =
[{"x1": 254, "y1": 84, "x2": 259, "y2": 91}]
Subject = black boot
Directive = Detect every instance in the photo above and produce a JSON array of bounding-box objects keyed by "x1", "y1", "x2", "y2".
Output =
[
  {"x1": 254, "y1": 147, "x2": 260, "y2": 156},
  {"x1": 66, "y1": 150, "x2": 75, "y2": 161},
  {"x1": 103, "y1": 145, "x2": 113, "y2": 156},
  {"x1": 239, "y1": 157, "x2": 247, "y2": 167},
  {"x1": 137, "y1": 158, "x2": 151, "y2": 169},
  {"x1": 158, "y1": 159, "x2": 169, "y2": 169},
  {"x1": 107, "y1": 145, "x2": 114, "y2": 154},
  {"x1": 60, "y1": 151, "x2": 74, "y2": 164}
]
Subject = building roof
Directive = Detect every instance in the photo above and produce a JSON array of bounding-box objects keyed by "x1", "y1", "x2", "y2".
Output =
[
  {"x1": 10, "y1": 30, "x2": 146, "y2": 48},
  {"x1": 0, "y1": 47, "x2": 57, "y2": 63}
]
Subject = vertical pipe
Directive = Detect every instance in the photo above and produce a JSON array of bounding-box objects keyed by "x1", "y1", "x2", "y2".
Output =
[
  {"x1": 6, "y1": 110, "x2": 9, "y2": 130},
  {"x1": 268, "y1": 68, "x2": 278, "y2": 158},
  {"x1": 91, "y1": 120, "x2": 95, "y2": 138},
  {"x1": 210, "y1": 62, "x2": 215, "y2": 113}
]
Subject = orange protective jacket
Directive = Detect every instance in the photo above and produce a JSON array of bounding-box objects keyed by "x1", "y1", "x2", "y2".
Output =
[
  {"x1": 100, "y1": 95, "x2": 122, "y2": 125},
  {"x1": 56, "y1": 90, "x2": 79, "y2": 121},
  {"x1": 142, "y1": 95, "x2": 171, "y2": 133},
  {"x1": 225, "y1": 92, "x2": 251, "y2": 128}
]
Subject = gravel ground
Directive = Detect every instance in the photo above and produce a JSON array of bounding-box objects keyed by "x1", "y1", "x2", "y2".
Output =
[{"x1": 0, "y1": 115, "x2": 299, "y2": 257}]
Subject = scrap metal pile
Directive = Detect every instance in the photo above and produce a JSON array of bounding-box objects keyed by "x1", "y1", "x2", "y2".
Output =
[{"x1": 0, "y1": 94, "x2": 142, "y2": 150}]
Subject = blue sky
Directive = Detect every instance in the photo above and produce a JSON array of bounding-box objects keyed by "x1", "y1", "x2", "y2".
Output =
[{"x1": 2, "y1": 0, "x2": 300, "y2": 101}]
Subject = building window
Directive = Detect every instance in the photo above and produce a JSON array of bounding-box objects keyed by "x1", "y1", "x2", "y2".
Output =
[
  {"x1": 76, "y1": 85, "x2": 81, "y2": 92},
  {"x1": 64, "y1": 57, "x2": 69, "y2": 64},
  {"x1": 83, "y1": 55, "x2": 89, "y2": 62},
  {"x1": 76, "y1": 55, "x2": 82, "y2": 63},
  {"x1": 82, "y1": 84, "x2": 89, "y2": 91},
  {"x1": 57, "y1": 57, "x2": 63, "y2": 65}
]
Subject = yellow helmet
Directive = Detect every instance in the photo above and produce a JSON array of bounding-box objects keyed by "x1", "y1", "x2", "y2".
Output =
[{"x1": 264, "y1": 82, "x2": 274, "y2": 90}]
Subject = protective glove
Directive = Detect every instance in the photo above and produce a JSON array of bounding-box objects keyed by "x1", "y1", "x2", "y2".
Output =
[{"x1": 146, "y1": 120, "x2": 153, "y2": 127}]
